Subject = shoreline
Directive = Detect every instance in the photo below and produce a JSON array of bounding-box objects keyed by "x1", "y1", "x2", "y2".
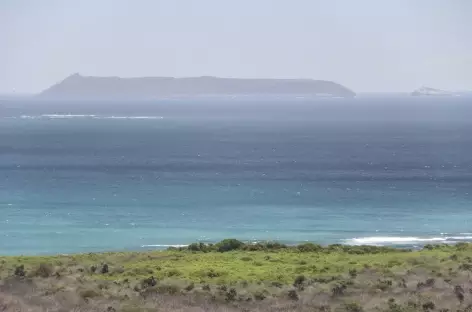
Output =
[{"x1": 2, "y1": 236, "x2": 466, "y2": 257}]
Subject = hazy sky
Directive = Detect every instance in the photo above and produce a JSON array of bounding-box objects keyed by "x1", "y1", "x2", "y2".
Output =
[{"x1": 1, "y1": 0, "x2": 471, "y2": 93}]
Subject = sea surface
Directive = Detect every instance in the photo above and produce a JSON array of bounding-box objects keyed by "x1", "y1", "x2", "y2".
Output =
[{"x1": 1, "y1": 96, "x2": 472, "y2": 255}]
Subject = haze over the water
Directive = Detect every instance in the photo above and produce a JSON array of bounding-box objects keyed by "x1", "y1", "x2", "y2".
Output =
[{"x1": 1, "y1": 0, "x2": 471, "y2": 94}]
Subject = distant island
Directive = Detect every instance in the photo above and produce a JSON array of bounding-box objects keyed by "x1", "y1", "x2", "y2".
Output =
[
  {"x1": 411, "y1": 86, "x2": 455, "y2": 96},
  {"x1": 38, "y1": 73, "x2": 356, "y2": 99}
]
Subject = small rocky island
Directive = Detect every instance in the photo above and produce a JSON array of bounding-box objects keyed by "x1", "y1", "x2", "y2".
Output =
[{"x1": 38, "y1": 73, "x2": 356, "y2": 99}]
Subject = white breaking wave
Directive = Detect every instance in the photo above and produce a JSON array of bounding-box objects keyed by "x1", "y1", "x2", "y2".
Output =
[
  {"x1": 141, "y1": 244, "x2": 188, "y2": 248},
  {"x1": 346, "y1": 236, "x2": 445, "y2": 245},
  {"x1": 101, "y1": 116, "x2": 164, "y2": 119},
  {"x1": 344, "y1": 235, "x2": 472, "y2": 246},
  {"x1": 447, "y1": 236, "x2": 472, "y2": 240},
  {"x1": 16, "y1": 114, "x2": 163, "y2": 120},
  {"x1": 42, "y1": 114, "x2": 97, "y2": 118},
  {"x1": 19, "y1": 115, "x2": 40, "y2": 119}
]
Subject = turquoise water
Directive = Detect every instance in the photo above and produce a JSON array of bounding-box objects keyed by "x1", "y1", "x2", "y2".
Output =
[{"x1": 1, "y1": 97, "x2": 472, "y2": 255}]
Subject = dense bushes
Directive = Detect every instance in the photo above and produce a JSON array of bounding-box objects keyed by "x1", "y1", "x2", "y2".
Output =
[
  {"x1": 188, "y1": 242, "x2": 214, "y2": 252},
  {"x1": 243, "y1": 241, "x2": 288, "y2": 251},
  {"x1": 173, "y1": 239, "x2": 418, "y2": 254},
  {"x1": 180, "y1": 239, "x2": 288, "y2": 253},
  {"x1": 215, "y1": 239, "x2": 245, "y2": 252},
  {"x1": 297, "y1": 243, "x2": 323, "y2": 252}
]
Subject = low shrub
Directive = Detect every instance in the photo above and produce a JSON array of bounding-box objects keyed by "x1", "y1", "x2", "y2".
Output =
[
  {"x1": 313, "y1": 276, "x2": 338, "y2": 284},
  {"x1": 417, "y1": 278, "x2": 435, "y2": 289},
  {"x1": 459, "y1": 263, "x2": 472, "y2": 271},
  {"x1": 166, "y1": 269, "x2": 181, "y2": 277},
  {"x1": 342, "y1": 245, "x2": 401, "y2": 255},
  {"x1": 32, "y1": 263, "x2": 54, "y2": 278},
  {"x1": 226, "y1": 288, "x2": 237, "y2": 301},
  {"x1": 398, "y1": 278, "x2": 407, "y2": 288},
  {"x1": 14, "y1": 265, "x2": 25, "y2": 277},
  {"x1": 97, "y1": 282, "x2": 109, "y2": 290},
  {"x1": 142, "y1": 276, "x2": 157, "y2": 288},
  {"x1": 101, "y1": 263, "x2": 109, "y2": 274},
  {"x1": 264, "y1": 241, "x2": 288, "y2": 250},
  {"x1": 455, "y1": 242, "x2": 469, "y2": 251},
  {"x1": 422, "y1": 301, "x2": 435, "y2": 311},
  {"x1": 271, "y1": 281, "x2": 283, "y2": 288},
  {"x1": 215, "y1": 239, "x2": 244, "y2": 252},
  {"x1": 184, "y1": 282, "x2": 195, "y2": 291},
  {"x1": 188, "y1": 243, "x2": 201, "y2": 251},
  {"x1": 242, "y1": 241, "x2": 287, "y2": 251},
  {"x1": 332, "y1": 283, "x2": 347, "y2": 296},
  {"x1": 423, "y1": 244, "x2": 435, "y2": 250},
  {"x1": 386, "y1": 300, "x2": 404, "y2": 312},
  {"x1": 344, "y1": 302, "x2": 363, "y2": 312},
  {"x1": 297, "y1": 243, "x2": 323, "y2": 252},
  {"x1": 293, "y1": 275, "x2": 306, "y2": 289},
  {"x1": 376, "y1": 279, "x2": 393, "y2": 291},
  {"x1": 199, "y1": 269, "x2": 228, "y2": 279},
  {"x1": 287, "y1": 289, "x2": 299, "y2": 300},
  {"x1": 188, "y1": 242, "x2": 214, "y2": 252},
  {"x1": 253, "y1": 291, "x2": 267, "y2": 301},
  {"x1": 349, "y1": 268, "x2": 358, "y2": 278},
  {"x1": 454, "y1": 285, "x2": 465, "y2": 303},
  {"x1": 243, "y1": 243, "x2": 265, "y2": 251}
]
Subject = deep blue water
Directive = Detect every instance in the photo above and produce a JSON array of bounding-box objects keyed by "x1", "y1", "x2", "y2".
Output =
[{"x1": 1, "y1": 97, "x2": 472, "y2": 255}]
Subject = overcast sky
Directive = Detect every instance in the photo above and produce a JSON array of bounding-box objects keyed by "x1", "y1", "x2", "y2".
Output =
[{"x1": 1, "y1": 0, "x2": 471, "y2": 93}]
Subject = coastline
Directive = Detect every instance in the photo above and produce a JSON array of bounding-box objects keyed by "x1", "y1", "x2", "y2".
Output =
[
  {"x1": 2, "y1": 235, "x2": 470, "y2": 257},
  {"x1": 1, "y1": 240, "x2": 472, "y2": 311}
]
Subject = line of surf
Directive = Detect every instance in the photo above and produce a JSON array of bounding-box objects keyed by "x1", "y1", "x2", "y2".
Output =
[
  {"x1": 344, "y1": 235, "x2": 472, "y2": 246},
  {"x1": 12, "y1": 114, "x2": 164, "y2": 120}
]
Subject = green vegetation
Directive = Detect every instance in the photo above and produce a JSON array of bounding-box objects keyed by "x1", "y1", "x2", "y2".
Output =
[
  {"x1": 1, "y1": 241, "x2": 412, "y2": 284},
  {"x1": 1, "y1": 241, "x2": 472, "y2": 311}
]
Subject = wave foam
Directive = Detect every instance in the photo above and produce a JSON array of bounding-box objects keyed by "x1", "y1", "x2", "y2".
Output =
[
  {"x1": 141, "y1": 244, "x2": 188, "y2": 248},
  {"x1": 347, "y1": 236, "x2": 445, "y2": 245},
  {"x1": 19, "y1": 115, "x2": 40, "y2": 119},
  {"x1": 345, "y1": 235, "x2": 472, "y2": 246},
  {"x1": 42, "y1": 114, "x2": 97, "y2": 118},
  {"x1": 17, "y1": 114, "x2": 164, "y2": 120},
  {"x1": 447, "y1": 236, "x2": 472, "y2": 240},
  {"x1": 101, "y1": 116, "x2": 163, "y2": 120}
]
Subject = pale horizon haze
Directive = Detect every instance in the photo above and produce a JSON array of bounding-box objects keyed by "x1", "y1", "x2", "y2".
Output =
[{"x1": 1, "y1": 0, "x2": 471, "y2": 94}]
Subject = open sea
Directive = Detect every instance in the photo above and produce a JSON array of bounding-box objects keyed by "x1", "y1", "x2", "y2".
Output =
[{"x1": 1, "y1": 96, "x2": 472, "y2": 255}]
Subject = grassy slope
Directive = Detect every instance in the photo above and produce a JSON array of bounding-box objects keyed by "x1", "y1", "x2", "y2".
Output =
[
  {"x1": 1, "y1": 243, "x2": 472, "y2": 311},
  {"x1": 0, "y1": 244, "x2": 466, "y2": 283}
]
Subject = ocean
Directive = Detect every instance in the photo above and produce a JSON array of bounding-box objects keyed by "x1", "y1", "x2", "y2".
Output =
[{"x1": 1, "y1": 96, "x2": 472, "y2": 255}]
